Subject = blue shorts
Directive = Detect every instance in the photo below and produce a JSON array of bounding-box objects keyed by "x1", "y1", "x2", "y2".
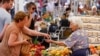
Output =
[{"x1": 71, "y1": 48, "x2": 89, "y2": 56}]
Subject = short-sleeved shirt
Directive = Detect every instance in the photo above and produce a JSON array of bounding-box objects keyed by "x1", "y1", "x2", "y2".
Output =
[
  {"x1": 64, "y1": 29, "x2": 89, "y2": 51},
  {"x1": 0, "y1": 8, "x2": 11, "y2": 33}
]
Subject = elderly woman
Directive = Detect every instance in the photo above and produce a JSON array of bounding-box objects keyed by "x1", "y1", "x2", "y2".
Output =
[
  {"x1": 0, "y1": 11, "x2": 50, "y2": 56},
  {"x1": 46, "y1": 16, "x2": 89, "y2": 56}
]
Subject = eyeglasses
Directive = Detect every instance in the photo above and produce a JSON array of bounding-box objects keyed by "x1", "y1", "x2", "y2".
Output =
[{"x1": 32, "y1": 7, "x2": 36, "y2": 10}]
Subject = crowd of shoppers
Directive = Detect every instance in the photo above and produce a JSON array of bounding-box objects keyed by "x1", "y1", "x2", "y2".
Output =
[
  {"x1": 0, "y1": 0, "x2": 99, "y2": 56},
  {"x1": 0, "y1": 0, "x2": 50, "y2": 56}
]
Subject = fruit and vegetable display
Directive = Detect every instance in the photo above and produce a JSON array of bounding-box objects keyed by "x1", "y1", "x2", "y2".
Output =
[
  {"x1": 30, "y1": 38, "x2": 46, "y2": 56},
  {"x1": 29, "y1": 43, "x2": 46, "y2": 56},
  {"x1": 89, "y1": 45, "x2": 100, "y2": 55},
  {"x1": 46, "y1": 46, "x2": 72, "y2": 56},
  {"x1": 29, "y1": 45, "x2": 72, "y2": 56}
]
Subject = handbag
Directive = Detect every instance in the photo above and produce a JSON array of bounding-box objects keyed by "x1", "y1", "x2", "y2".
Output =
[{"x1": 20, "y1": 33, "x2": 32, "y2": 56}]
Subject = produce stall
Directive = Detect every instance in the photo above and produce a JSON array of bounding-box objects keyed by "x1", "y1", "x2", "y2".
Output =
[
  {"x1": 28, "y1": 16, "x2": 100, "y2": 56},
  {"x1": 29, "y1": 44, "x2": 72, "y2": 56},
  {"x1": 80, "y1": 16, "x2": 100, "y2": 44},
  {"x1": 79, "y1": 16, "x2": 100, "y2": 56}
]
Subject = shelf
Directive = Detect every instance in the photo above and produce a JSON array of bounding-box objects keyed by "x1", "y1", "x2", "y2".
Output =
[{"x1": 78, "y1": 16, "x2": 100, "y2": 44}]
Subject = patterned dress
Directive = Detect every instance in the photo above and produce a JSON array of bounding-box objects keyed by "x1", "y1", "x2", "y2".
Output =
[{"x1": 64, "y1": 29, "x2": 89, "y2": 56}]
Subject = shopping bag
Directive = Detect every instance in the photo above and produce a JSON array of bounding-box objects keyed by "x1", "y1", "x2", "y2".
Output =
[{"x1": 20, "y1": 33, "x2": 32, "y2": 56}]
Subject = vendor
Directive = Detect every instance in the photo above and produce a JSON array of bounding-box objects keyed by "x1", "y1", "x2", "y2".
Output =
[{"x1": 46, "y1": 16, "x2": 89, "y2": 56}]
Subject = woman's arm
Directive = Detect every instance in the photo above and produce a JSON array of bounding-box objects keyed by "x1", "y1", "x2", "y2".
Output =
[
  {"x1": 0, "y1": 24, "x2": 8, "y2": 40},
  {"x1": 8, "y1": 31, "x2": 28, "y2": 47},
  {"x1": 23, "y1": 26, "x2": 50, "y2": 39},
  {"x1": 52, "y1": 41, "x2": 66, "y2": 46},
  {"x1": 45, "y1": 39, "x2": 66, "y2": 46}
]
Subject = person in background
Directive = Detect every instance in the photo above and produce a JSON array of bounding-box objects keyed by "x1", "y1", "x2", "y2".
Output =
[
  {"x1": 37, "y1": 22, "x2": 50, "y2": 49},
  {"x1": 10, "y1": 3, "x2": 15, "y2": 19},
  {"x1": 46, "y1": 16, "x2": 89, "y2": 56},
  {"x1": 54, "y1": 0, "x2": 59, "y2": 9},
  {"x1": 49, "y1": 20, "x2": 59, "y2": 40},
  {"x1": 46, "y1": 0, "x2": 55, "y2": 17},
  {"x1": 0, "y1": 0, "x2": 13, "y2": 42},
  {"x1": 42, "y1": 12, "x2": 52, "y2": 23},
  {"x1": 42, "y1": 0, "x2": 47, "y2": 13},
  {"x1": 0, "y1": 11, "x2": 50, "y2": 56},
  {"x1": 91, "y1": 5, "x2": 98, "y2": 15},
  {"x1": 39, "y1": 22, "x2": 48, "y2": 34},
  {"x1": 25, "y1": 2, "x2": 40, "y2": 44},
  {"x1": 0, "y1": 0, "x2": 2, "y2": 7},
  {"x1": 59, "y1": 13, "x2": 70, "y2": 29},
  {"x1": 35, "y1": 0, "x2": 41, "y2": 16},
  {"x1": 82, "y1": 4, "x2": 90, "y2": 15},
  {"x1": 97, "y1": 0, "x2": 100, "y2": 10},
  {"x1": 60, "y1": 0, "x2": 67, "y2": 6},
  {"x1": 49, "y1": 20, "x2": 58, "y2": 33},
  {"x1": 78, "y1": 5, "x2": 85, "y2": 15}
]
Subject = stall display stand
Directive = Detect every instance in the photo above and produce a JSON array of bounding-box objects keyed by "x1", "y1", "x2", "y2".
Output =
[
  {"x1": 77, "y1": 16, "x2": 100, "y2": 56},
  {"x1": 78, "y1": 16, "x2": 100, "y2": 45}
]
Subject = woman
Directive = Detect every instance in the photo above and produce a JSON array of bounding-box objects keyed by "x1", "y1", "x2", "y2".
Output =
[
  {"x1": 25, "y1": 2, "x2": 39, "y2": 44},
  {"x1": 25, "y1": 2, "x2": 37, "y2": 29},
  {"x1": 46, "y1": 16, "x2": 89, "y2": 56},
  {"x1": 0, "y1": 11, "x2": 50, "y2": 56}
]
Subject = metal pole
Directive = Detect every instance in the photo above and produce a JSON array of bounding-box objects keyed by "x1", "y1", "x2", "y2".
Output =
[
  {"x1": 73, "y1": 0, "x2": 78, "y2": 15},
  {"x1": 15, "y1": 0, "x2": 19, "y2": 13},
  {"x1": 15, "y1": 0, "x2": 25, "y2": 13},
  {"x1": 70, "y1": 0, "x2": 73, "y2": 12},
  {"x1": 58, "y1": 0, "x2": 60, "y2": 16},
  {"x1": 19, "y1": 0, "x2": 24, "y2": 11}
]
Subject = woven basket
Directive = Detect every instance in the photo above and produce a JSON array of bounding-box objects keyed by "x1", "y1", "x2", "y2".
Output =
[{"x1": 20, "y1": 33, "x2": 32, "y2": 56}]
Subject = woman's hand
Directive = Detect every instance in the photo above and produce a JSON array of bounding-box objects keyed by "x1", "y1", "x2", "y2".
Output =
[
  {"x1": 45, "y1": 39, "x2": 54, "y2": 43},
  {"x1": 22, "y1": 39, "x2": 30, "y2": 44},
  {"x1": 45, "y1": 39, "x2": 66, "y2": 46},
  {"x1": 42, "y1": 33, "x2": 50, "y2": 39}
]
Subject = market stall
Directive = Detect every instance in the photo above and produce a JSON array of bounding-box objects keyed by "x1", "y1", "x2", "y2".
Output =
[
  {"x1": 79, "y1": 16, "x2": 100, "y2": 56},
  {"x1": 79, "y1": 16, "x2": 100, "y2": 44},
  {"x1": 30, "y1": 45, "x2": 72, "y2": 56}
]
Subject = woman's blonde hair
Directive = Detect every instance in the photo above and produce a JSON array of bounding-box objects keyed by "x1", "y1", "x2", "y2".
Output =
[
  {"x1": 68, "y1": 16, "x2": 83, "y2": 29},
  {"x1": 26, "y1": 2, "x2": 36, "y2": 10},
  {"x1": 14, "y1": 11, "x2": 29, "y2": 23}
]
